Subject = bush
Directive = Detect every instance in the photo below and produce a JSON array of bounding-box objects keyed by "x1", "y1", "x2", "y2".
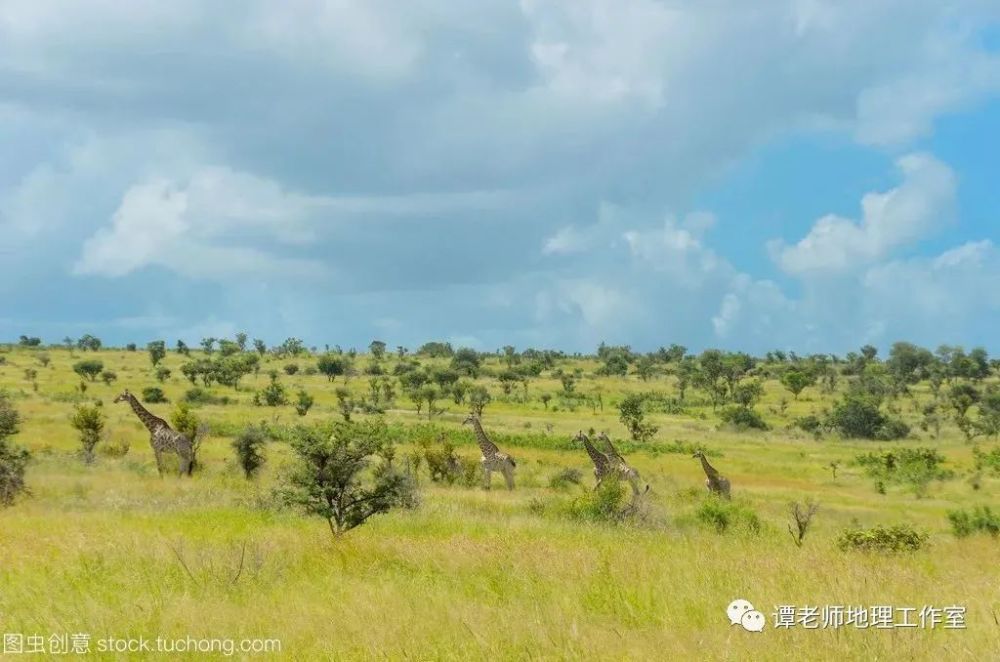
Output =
[
  {"x1": 948, "y1": 506, "x2": 1000, "y2": 538},
  {"x1": 618, "y1": 393, "x2": 658, "y2": 442},
  {"x1": 182, "y1": 387, "x2": 231, "y2": 406},
  {"x1": 827, "y1": 395, "x2": 908, "y2": 439},
  {"x1": 695, "y1": 498, "x2": 761, "y2": 534},
  {"x1": 854, "y1": 448, "x2": 952, "y2": 497},
  {"x1": 232, "y1": 425, "x2": 268, "y2": 479},
  {"x1": 279, "y1": 419, "x2": 418, "y2": 536},
  {"x1": 837, "y1": 524, "x2": 928, "y2": 552},
  {"x1": 253, "y1": 373, "x2": 288, "y2": 407},
  {"x1": 295, "y1": 390, "x2": 314, "y2": 417},
  {"x1": 972, "y1": 446, "x2": 1000, "y2": 476},
  {"x1": 549, "y1": 467, "x2": 583, "y2": 490},
  {"x1": 568, "y1": 478, "x2": 638, "y2": 523},
  {"x1": 795, "y1": 415, "x2": 823, "y2": 434},
  {"x1": 0, "y1": 394, "x2": 30, "y2": 507},
  {"x1": 719, "y1": 405, "x2": 768, "y2": 430},
  {"x1": 70, "y1": 403, "x2": 106, "y2": 463},
  {"x1": 142, "y1": 387, "x2": 168, "y2": 404},
  {"x1": 283, "y1": 363, "x2": 299, "y2": 375}
]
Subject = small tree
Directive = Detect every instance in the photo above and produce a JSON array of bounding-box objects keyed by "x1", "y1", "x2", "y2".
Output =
[
  {"x1": 618, "y1": 393, "x2": 658, "y2": 442},
  {"x1": 254, "y1": 372, "x2": 288, "y2": 407},
  {"x1": 369, "y1": 340, "x2": 387, "y2": 360},
  {"x1": 147, "y1": 340, "x2": 167, "y2": 367},
  {"x1": 468, "y1": 385, "x2": 491, "y2": 417},
  {"x1": 100, "y1": 370, "x2": 118, "y2": 386},
  {"x1": 295, "y1": 390, "x2": 314, "y2": 417},
  {"x1": 176, "y1": 340, "x2": 190, "y2": 356},
  {"x1": 318, "y1": 354, "x2": 348, "y2": 382},
  {"x1": 70, "y1": 403, "x2": 106, "y2": 464},
  {"x1": 0, "y1": 394, "x2": 30, "y2": 507},
  {"x1": 155, "y1": 366, "x2": 171, "y2": 383},
  {"x1": 73, "y1": 359, "x2": 104, "y2": 382},
  {"x1": 235, "y1": 332, "x2": 249, "y2": 352},
  {"x1": 253, "y1": 339, "x2": 267, "y2": 355},
  {"x1": 781, "y1": 369, "x2": 813, "y2": 400},
  {"x1": 232, "y1": 425, "x2": 267, "y2": 479},
  {"x1": 335, "y1": 387, "x2": 354, "y2": 421},
  {"x1": 540, "y1": 393, "x2": 552, "y2": 410},
  {"x1": 280, "y1": 419, "x2": 417, "y2": 536}
]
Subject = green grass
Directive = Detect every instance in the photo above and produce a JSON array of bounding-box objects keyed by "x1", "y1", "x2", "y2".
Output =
[{"x1": 1, "y1": 346, "x2": 998, "y2": 660}]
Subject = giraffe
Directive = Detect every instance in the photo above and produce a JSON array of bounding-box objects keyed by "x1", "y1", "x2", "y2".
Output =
[
  {"x1": 597, "y1": 432, "x2": 649, "y2": 496},
  {"x1": 573, "y1": 430, "x2": 613, "y2": 489},
  {"x1": 693, "y1": 450, "x2": 731, "y2": 499},
  {"x1": 114, "y1": 389, "x2": 194, "y2": 477},
  {"x1": 463, "y1": 413, "x2": 516, "y2": 490}
]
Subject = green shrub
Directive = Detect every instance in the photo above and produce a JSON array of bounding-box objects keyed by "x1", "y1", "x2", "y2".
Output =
[
  {"x1": 279, "y1": 419, "x2": 418, "y2": 536},
  {"x1": 695, "y1": 498, "x2": 761, "y2": 534},
  {"x1": 253, "y1": 372, "x2": 288, "y2": 407},
  {"x1": 719, "y1": 405, "x2": 768, "y2": 430},
  {"x1": 972, "y1": 446, "x2": 1000, "y2": 476},
  {"x1": 232, "y1": 425, "x2": 268, "y2": 479},
  {"x1": 837, "y1": 524, "x2": 928, "y2": 552},
  {"x1": 70, "y1": 403, "x2": 106, "y2": 463},
  {"x1": 182, "y1": 387, "x2": 231, "y2": 406},
  {"x1": 141, "y1": 387, "x2": 168, "y2": 404},
  {"x1": 0, "y1": 393, "x2": 29, "y2": 507},
  {"x1": 948, "y1": 506, "x2": 1000, "y2": 538},
  {"x1": 854, "y1": 448, "x2": 952, "y2": 497},
  {"x1": 295, "y1": 390, "x2": 314, "y2": 417},
  {"x1": 827, "y1": 395, "x2": 908, "y2": 439}
]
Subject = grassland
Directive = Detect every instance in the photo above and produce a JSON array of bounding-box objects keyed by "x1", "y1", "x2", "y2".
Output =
[{"x1": 0, "y1": 345, "x2": 998, "y2": 661}]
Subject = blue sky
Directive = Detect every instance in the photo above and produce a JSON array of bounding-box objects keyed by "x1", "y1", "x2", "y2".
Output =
[{"x1": 1, "y1": 1, "x2": 999, "y2": 354}]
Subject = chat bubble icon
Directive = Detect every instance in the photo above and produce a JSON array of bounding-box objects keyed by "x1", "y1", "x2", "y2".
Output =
[
  {"x1": 741, "y1": 610, "x2": 766, "y2": 632},
  {"x1": 727, "y1": 599, "x2": 755, "y2": 625}
]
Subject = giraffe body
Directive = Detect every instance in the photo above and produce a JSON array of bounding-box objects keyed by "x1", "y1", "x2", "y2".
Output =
[
  {"x1": 694, "y1": 451, "x2": 731, "y2": 498},
  {"x1": 463, "y1": 414, "x2": 515, "y2": 490},
  {"x1": 575, "y1": 431, "x2": 612, "y2": 488},
  {"x1": 115, "y1": 390, "x2": 194, "y2": 477},
  {"x1": 597, "y1": 432, "x2": 649, "y2": 496}
]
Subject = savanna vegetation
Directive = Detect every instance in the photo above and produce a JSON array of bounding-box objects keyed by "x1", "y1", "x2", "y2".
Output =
[{"x1": 0, "y1": 335, "x2": 998, "y2": 660}]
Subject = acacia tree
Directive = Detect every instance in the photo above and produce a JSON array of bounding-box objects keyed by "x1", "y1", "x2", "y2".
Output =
[
  {"x1": 280, "y1": 419, "x2": 417, "y2": 536},
  {"x1": 781, "y1": 369, "x2": 814, "y2": 400},
  {"x1": 147, "y1": 340, "x2": 167, "y2": 367}
]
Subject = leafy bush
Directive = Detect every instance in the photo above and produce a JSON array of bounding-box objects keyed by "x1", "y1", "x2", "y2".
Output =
[
  {"x1": 854, "y1": 448, "x2": 952, "y2": 497},
  {"x1": 568, "y1": 478, "x2": 640, "y2": 524},
  {"x1": 695, "y1": 498, "x2": 761, "y2": 534},
  {"x1": 827, "y1": 395, "x2": 908, "y2": 439},
  {"x1": 142, "y1": 387, "x2": 168, "y2": 404},
  {"x1": 232, "y1": 425, "x2": 268, "y2": 479},
  {"x1": 279, "y1": 419, "x2": 418, "y2": 536},
  {"x1": 0, "y1": 394, "x2": 30, "y2": 507},
  {"x1": 295, "y1": 390, "x2": 314, "y2": 416},
  {"x1": 837, "y1": 524, "x2": 928, "y2": 552},
  {"x1": 70, "y1": 403, "x2": 106, "y2": 463},
  {"x1": 253, "y1": 372, "x2": 288, "y2": 407},
  {"x1": 283, "y1": 363, "x2": 299, "y2": 375},
  {"x1": 972, "y1": 446, "x2": 1000, "y2": 476},
  {"x1": 618, "y1": 393, "x2": 658, "y2": 442},
  {"x1": 795, "y1": 415, "x2": 823, "y2": 434},
  {"x1": 549, "y1": 467, "x2": 583, "y2": 490},
  {"x1": 182, "y1": 387, "x2": 231, "y2": 406},
  {"x1": 947, "y1": 506, "x2": 1000, "y2": 538},
  {"x1": 719, "y1": 405, "x2": 768, "y2": 430}
]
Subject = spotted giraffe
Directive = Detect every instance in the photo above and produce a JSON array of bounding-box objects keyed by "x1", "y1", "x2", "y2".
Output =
[
  {"x1": 597, "y1": 431, "x2": 649, "y2": 496},
  {"x1": 114, "y1": 389, "x2": 194, "y2": 477},
  {"x1": 463, "y1": 413, "x2": 515, "y2": 490},
  {"x1": 693, "y1": 449, "x2": 731, "y2": 499},
  {"x1": 573, "y1": 430, "x2": 613, "y2": 489}
]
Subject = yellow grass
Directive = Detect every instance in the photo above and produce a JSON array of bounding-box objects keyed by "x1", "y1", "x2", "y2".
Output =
[{"x1": 0, "y1": 346, "x2": 998, "y2": 660}]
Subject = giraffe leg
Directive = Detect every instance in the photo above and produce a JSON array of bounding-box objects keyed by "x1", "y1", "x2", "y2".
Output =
[
  {"x1": 482, "y1": 464, "x2": 492, "y2": 490},
  {"x1": 178, "y1": 451, "x2": 192, "y2": 477},
  {"x1": 503, "y1": 464, "x2": 514, "y2": 491},
  {"x1": 153, "y1": 448, "x2": 165, "y2": 477}
]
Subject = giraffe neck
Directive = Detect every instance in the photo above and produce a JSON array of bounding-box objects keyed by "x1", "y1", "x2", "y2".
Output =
[
  {"x1": 581, "y1": 436, "x2": 607, "y2": 468},
  {"x1": 471, "y1": 419, "x2": 497, "y2": 458},
  {"x1": 700, "y1": 455, "x2": 720, "y2": 480},
  {"x1": 127, "y1": 394, "x2": 166, "y2": 433}
]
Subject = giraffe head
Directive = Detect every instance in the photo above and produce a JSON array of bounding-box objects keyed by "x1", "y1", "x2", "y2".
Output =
[
  {"x1": 692, "y1": 449, "x2": 706, "y2": 460},
  {"x1": 462, "y1": 413, "x2": 479, "y2": 426},
  {"x1": 113, "y1": 389, "x2": 132, "y2": 404},
  {"x1": 571, "y1": 430, "x2": 589, "y2": 446}
]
